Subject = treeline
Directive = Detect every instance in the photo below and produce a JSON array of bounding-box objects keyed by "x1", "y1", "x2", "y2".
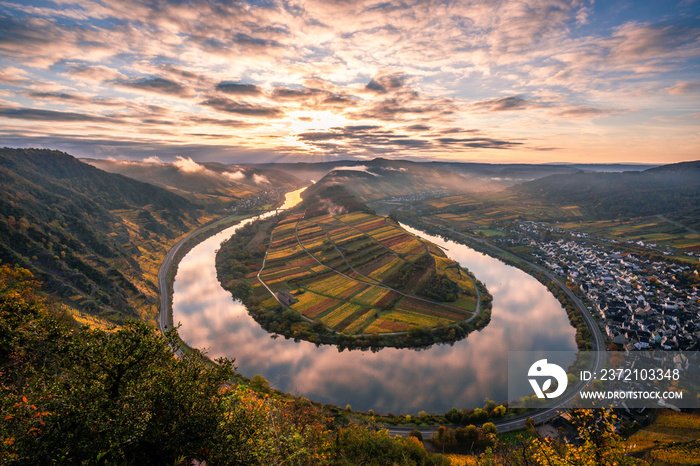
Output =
[
  {"x1": 431, "y1": 423, "x2": 497, "y2": 451},
  {"x1": 467, "y1": 409, "x2": 635, "y2": 465},
  {"x1": 0, "y1": 265, "x2": 449, "y2": 465}
]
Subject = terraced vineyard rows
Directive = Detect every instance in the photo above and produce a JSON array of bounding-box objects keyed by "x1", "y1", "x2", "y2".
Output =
[{"x1": 257, "y1": 210, "x2": 481, "y2": 335}]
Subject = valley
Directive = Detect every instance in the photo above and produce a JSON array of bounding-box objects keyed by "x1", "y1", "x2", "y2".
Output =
[{"x1": 2, "y1": 150, "x2": 699, "y2": 465}]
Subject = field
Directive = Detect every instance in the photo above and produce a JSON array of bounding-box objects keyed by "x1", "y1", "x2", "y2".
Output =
[
  {"x1": 414, "y1": 193, "x2": 700, "y2": 261},
  {"x1": 257, "y1": 209, "x2": 480, "y2": 335},
  {"x1": 625, "y1": 410, "x2": 700, "y2": 465}
]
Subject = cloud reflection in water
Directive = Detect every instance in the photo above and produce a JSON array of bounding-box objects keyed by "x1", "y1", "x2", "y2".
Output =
[{"x1": 173, "y1": 215, "x2": 576, "y2": 414}]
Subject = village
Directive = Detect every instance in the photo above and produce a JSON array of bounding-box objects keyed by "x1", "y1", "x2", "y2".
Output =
[{"x1": 498, "y1": 220, "x2": 700, "y2": 353}]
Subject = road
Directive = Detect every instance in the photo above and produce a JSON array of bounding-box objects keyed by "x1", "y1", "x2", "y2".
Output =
[{"x1": 380, "y1": 221, "x2": 607, "y2": 436}]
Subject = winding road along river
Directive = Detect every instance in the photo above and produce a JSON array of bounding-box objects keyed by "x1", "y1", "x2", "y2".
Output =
[{"x1": 172, "y1": 190, "x2": 577, "y2": 415}]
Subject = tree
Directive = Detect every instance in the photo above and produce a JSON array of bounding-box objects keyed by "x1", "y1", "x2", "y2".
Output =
[
  {"x1": 249, "y1": 374, "x2": 271, "y2": 393},
  {"x1": 455, "y1": 425, "x2": 479, "y2": 446},
  {"x1": 1, "y1": 266, "x2": 452, "y2": 465},
  {"x1": 480, "y1": 409, "x2": 635, "y2": 465},
  {"x1": 408, "y1": 429, "x2": 423, "y2": 442},
  {"x1": 481, "y1": 422, "x2": 497, "y2": 436},
  {"x1": 433, "y1": 426, "x2": 455, "y2": 447},
  {"x1": 484, "y1": 399, "x2": 497, "y2": 413},
  {"x1": 0, "y1": 268, "x2": 236, "y2": 464},
  {"x1": 445, "y1": 407, "x2": 461, "y2": 423}
]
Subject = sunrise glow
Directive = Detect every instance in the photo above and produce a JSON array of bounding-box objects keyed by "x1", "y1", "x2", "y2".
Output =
[{"x1": 0, "y1": 0, "x2": 698, "y2": 164}]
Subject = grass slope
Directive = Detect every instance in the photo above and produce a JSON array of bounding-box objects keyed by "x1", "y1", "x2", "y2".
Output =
[{"x1": 514, "y1": 161, "x2": 700, "y2": 227}]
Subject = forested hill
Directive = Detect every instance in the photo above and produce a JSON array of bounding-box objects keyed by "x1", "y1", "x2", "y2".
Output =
[
  {"x1": 512, "y1": 160, "x2": 700, "y2": 226},
  {"x1": 306, "y1": 157, "x2": 501, "y2": 203},
  {"x1": 0, "y1": 148, "x2": 201, "y2": 325}
]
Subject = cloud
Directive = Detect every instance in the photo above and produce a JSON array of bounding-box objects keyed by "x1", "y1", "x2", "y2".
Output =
[
  {"x1": 0, "y1": 106, "x2": 119, "y2": 123},
  {"x1": 223, "y1": 170, "x2": 246, "y2": 181},
  {"x1": 201, "y1": 97, "x2": 283, "y2": 117},
  {"x1": 405, "y1": 124, "x2": 431, "y2": 132},
  {"x1": 353, "y1": 93, "x2": 455, "y2": 122},
  {"x1": 143, "y1": 156, "x2": 164, "y2": 164},
  {"x1": 215, "y1": 82, "x2": 263, "y2": 96},
  {"x1": 436, "y1": 137, "x2": 523, "y2": 149},
  {"x1": 267, "y1": 86, "x2": 359, "y2": 110},
  {"x1": 173, "y1": 156, "x2": 205, "y2": 173},
  {"x1": 293, "y1": 124, "x2": 522, "y2": 156},
  {"x1": 187, "y1": 117, "x2": 255, "y2": 128},
  {"x1": 270, "y1": 87, "x2": 326, "y2": 101},
  {"x1": 65, "y1": 64, "x2": 126, "y2": 82},
  {"x1": 604, "y1": 22, "x2": 700, "y2": 67},
  {"x1": 26, "y1": 91, "x2": 89, "y2": 102},
  {"x1": 0, "y1": 66, "x2": 30, "y2": 84},
  {"x1": 365, "y1": 72, "x2": 406, "y2": 94},
  {"x1": 198, "y1": 32, "x2": 284, "y2": 58},
  {"x1": 23, "y1": 91, "x2": 123, "y2": 107},
  {"x1": 472, "y1": 96, "x2": 531, "y2": 112},
  {"x1": 0, "y1": 0, "x2": 697, "y2": 163},
  {"x1": 330, "y1": 165, "x2": 379, "y2": 176},
  {"x1": 666, "y1": 82, "x2": 700, "y2": 95},
  {"x1": 113, "y1": 77, "x2": 192, "y2": 97},
  {"x1": 252, "y1": 173, "x2": 269, "y2": 184},
  {"x1": 553, "y1": 106, "x2": 614, "y2": 117}
]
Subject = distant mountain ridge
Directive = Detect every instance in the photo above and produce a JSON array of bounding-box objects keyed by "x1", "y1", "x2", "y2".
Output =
[
  {"x1": 240, "y1": 158, "x2": 655, "y2": 184},
  {"x1": 83, "y1": 158, "x2": 302, "y2": 208}
]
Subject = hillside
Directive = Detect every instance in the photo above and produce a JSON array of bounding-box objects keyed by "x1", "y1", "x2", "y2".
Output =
[
  {"x1": 513, "y1": 161, "x2": 700, "y2": 227},
  {"x1": 0, "y1": 148, "x2": 206, "y2": 325},
  {"x1": 307, "y1": 158, "x2": 502, "y2": 204},
  {"x1": 217, "y1": 184, "x2": 491, "y2": 349},
  {"x1": 0, "y1": 267, "x2": 450, "y2": 465},
  {"x1": 83, "y1": 158, "x2": 302, "y2": 209}
]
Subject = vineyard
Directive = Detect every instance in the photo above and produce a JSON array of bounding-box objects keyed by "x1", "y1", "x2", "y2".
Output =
[
  {"x1": 625, "y1": 410, "x2": 700, "y2": 465},
  {"x1": 256, "y1": 209, "x2": 481, "y2": 335}
]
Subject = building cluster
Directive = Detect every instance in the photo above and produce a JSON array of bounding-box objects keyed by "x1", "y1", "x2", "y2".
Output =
[
  {"x1": 499, "y1": 221, "x2": 700, "y2": 352},
  {"x1": 377, "y1": 189, "x2": 450, "y2": 205},
  {"x1": 230, "y1": 189, "x2": 284, "y2": 213}
]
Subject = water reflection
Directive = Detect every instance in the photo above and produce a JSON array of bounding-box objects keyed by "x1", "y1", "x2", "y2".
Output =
[{"x1": 173, "y1": 200, "x2": 576, "y2": 414}]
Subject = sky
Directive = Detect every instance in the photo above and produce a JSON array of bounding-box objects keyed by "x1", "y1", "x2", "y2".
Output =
[{"x1": 0, "y1": 0, "x2": 699, "y2": 165}]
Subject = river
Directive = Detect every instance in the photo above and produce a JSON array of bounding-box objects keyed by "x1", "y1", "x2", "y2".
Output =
[{"x1": 172, "y1": 189, "x2": 576, "y2": 414}]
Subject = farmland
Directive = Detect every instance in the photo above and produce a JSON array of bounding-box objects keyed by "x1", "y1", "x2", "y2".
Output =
[
  {"x1": 260, "y1": 210, "x2": 479, "y2": 334},
  {"x1": 406, "y1": 192, "x2": 700, "y2": 262},
  {"x1": 624, "y1": 410, "x2": 700, "y2": 465},
  {"x1": 217, "y1": 184, "x2": 491, "y2": 349}
]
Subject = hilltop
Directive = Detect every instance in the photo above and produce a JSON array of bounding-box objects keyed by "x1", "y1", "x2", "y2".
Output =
[{"x1": 240, "y1": 157, "x2": 650, "y2": 185}]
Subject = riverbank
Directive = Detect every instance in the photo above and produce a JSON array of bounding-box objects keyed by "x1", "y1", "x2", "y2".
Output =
[
  {"x1": 398, "y1": 214, "x2": 602, "y2": 353},
  {"x1": 215, "y1": 190, "x2": 493, "y2": 351}
]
